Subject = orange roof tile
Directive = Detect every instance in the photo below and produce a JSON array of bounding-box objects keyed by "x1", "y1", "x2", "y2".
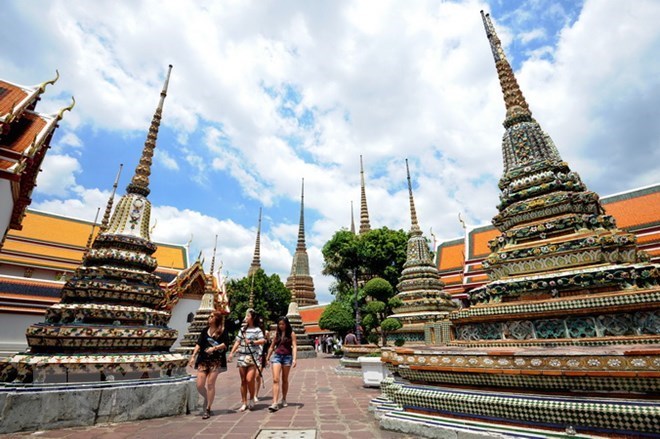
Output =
[
  {"x1": 0, "y1": 80, "x2": 28, "y2": 114},
  {"x1": 638, "y1": 233, "x2": 660, "y2": 244},
  {"x1": 437, "y1": 242, "x2": 464, "y2": 272},
  {"x1": 1, "y1": 112, "x2": 48, "y2": 156},
  {"x1": 470, "y1": 227, "x2": 500, "y2": 258},
  {"x1": 602, "y1": 189, "x2": 660, "y2": 230},
  {"x1": 300, "y1": 305, "x2": 326, "y2": 324},
  {"x1": 439, "y1": 274, "x2": 463, "y2": 285},
  {"x1": 0, "y1": 253, "x2": 79, "y2": 271},
  {"x1": 304, "y1": 325, "x2": 331, "y2": 334},
  {"x1": 2, "y1": 210, "x2": 187, "y2": 270}
]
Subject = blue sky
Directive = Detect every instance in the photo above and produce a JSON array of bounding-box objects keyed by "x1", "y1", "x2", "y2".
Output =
[{"x1": 2, "y1": 0, "x2": 659, "y2": 304}]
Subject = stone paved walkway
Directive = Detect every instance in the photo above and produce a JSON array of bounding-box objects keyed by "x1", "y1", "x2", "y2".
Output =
[{"x1": 6, "y1": 355, "x2": 413, "y2": 439}]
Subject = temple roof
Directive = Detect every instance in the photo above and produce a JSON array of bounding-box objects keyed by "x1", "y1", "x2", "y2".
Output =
[{"x1": 0, "y1": 209, "x2": 188, "y2": 271}]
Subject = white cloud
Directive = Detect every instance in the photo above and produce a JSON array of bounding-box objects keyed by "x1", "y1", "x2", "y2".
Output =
[
  {"x1": 155, "y1": 149, "x2": 180, "y2": 171},
  {"x1": 7, "y1": 0, "x2": 660, "y2": 305},
  {"x1": 35, "y1": 154, "x2": 81, "y2": 197},
  {"x1": 519, "y1": 28, "x2": 546, "y2": 44}
]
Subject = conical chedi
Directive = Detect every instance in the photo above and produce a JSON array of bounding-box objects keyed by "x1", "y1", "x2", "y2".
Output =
[{"x1": 8, "y1": 65, "x2": 189, "y2": 383}]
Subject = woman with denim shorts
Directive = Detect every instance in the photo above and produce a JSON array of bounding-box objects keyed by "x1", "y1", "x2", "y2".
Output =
[
  {"x1": 228, "y1": 309, "x2": 265, "y2": 412},
  {"x1": 266, "y1": 316, "x2": 297, "y2": 411}
]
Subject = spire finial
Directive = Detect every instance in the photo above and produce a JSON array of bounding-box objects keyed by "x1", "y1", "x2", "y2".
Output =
[
  {"x1": 480, "y1": 11, "x2": 531, "y2": 125},
  {"x1": 405, "y1": 159, "x2": 421, "y2": 233},
  {"x1": 85, "y1": 207, "x2": 101, "y2": 252},
  {"x1": 350, "y1": 201, "x2": 356, "y2": 234},
  {"x1": 247, "y1": 207, "x2": 262, "y2": 277},
  {"x1": 126, "y1": 64, "x2": 173, "y2": 197},
  {"x1": 210, "y1": 234, "x2": 218, "y2": 274},
  {"x1": 37, "y1": 70, "x2": 60, "y2": 94},
  {"x1": 99, "y1": 163, "x2": 123, "y2": 233},
  {"x1": 359, "y1": 155, "x2": 371, "y2": 234},
  {"x1": 296, "y1": 178, "x2": 306, "y2": 251},
  {"x1": 56, "y1": 96, "x2": 75, "y2": 121}
]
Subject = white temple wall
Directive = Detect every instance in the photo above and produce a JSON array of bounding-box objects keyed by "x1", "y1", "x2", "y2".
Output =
[
  {"x1": 0, "y1": 312, "x2": 41, "y2": 358},
  {"x1": 170, "y1": 297, "x2": 201, "y2": 348},
  {"x1": 0, "y1": 180, "x2": 13, "y2": 244}
]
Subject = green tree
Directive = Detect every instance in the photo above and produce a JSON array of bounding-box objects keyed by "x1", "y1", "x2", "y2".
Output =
[
  {"x1": 361, "y1": 277, "x2": 402, "y2": 345},
  {"x1": 321, "y1": 227, "x2": 408, "y2": 301},
  {"x1": 318, "y1": 301, "x2": 355, "y2": 337},
  {"x1": 359, "y1": 227, "x2": 409, "y2": 287},
  {"x1": 226, "y1": 269, "x2": 290, "y2": 337}
]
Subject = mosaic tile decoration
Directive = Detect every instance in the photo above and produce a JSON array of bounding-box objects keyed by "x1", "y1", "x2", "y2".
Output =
[{"x1": 379, "y1": 378, "x2": 660, "y2": 435}]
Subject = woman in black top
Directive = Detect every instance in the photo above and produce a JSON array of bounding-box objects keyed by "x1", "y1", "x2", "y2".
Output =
[{"x1": 188, "y1": 311, "x2": 229, "y2": 419}]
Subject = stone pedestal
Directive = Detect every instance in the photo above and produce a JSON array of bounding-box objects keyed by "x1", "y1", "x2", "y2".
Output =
[
  {"x1": 286, "y1": 301, "x2": 317, "y2": 359},
  {"x1": 0, "y1": 376, "x2": 196, "y2": 434}
]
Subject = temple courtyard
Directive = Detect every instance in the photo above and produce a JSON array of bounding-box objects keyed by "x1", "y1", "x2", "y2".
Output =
[{"x1": 4, "y1": 355, "x2": 412, "y2": 439}]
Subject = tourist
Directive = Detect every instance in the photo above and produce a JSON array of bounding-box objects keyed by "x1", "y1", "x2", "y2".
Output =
[
  {"x1": 266, "y1": 316, "x2": 297, "y2": 412},
  {"x1": 325, "y1": 335, "x2": 334, "y2": 353},
  {"x1": 228, "y1": 308, "x2": 265, "y2": 411},
  {"x1": 253, "y1": 315, "x2": 271, "y2": 403},
  {"x1": 187, "y1": 311, "x2": 229, "y2": 419},
  {"x1": 344, "y1": 330, "x2": 357, "y2": 345},
  {"x1": 313, "y1": 336, "x2": 319, "y2": 352}
]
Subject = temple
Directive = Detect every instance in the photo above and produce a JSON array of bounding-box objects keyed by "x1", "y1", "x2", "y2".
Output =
[
  {"x1": 387, "y1": 160, "x2": 456, "y2": 343},
  {"x1": 1, "y1": 65, "x2": 192, "y2": 384},
  {"x1": 436, "y1": 184, "x2": 660, "y2": 302},
  {"x1": 285, "y1": 179, "x2": 317, "y2": 306},
  {"x1": 284, "y1": 179, "x2": 317, "y2": 358},
  {"x1": 175, "y1": 236, "x2": 230, "y2": 357},
  {"x1": 359, "y1": 155, "x2": 371, "y2": 235},
  {"x1": 373, "y1": 12, "x2": 660, "y2": 437},
  {"x1": 0, "y1": 71, "x2": 73, "y2": 246}
]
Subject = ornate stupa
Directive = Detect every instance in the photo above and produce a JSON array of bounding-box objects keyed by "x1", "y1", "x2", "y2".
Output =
[
  {"x1": 359, "y1": 155, "x2": 371, "y2": 235},
  {"x1": 285, "y1": 179, "x2": 318, "y2": 306},
  {"x1": 6, "y1": 65, "x2": 190, "y2": 384},
  {"x1": 247, "y1": 207, "x2": 262, "y2": 278},
  {"x1": 176, "y1": 236, "x2": 230, "y2": 356},
  {"x1": 388, "y1": 159, "x2": 456, "y2": 343},
  {"x1": 374, "y1": 13, "x2": 660, "y2": 437},
  {"x1": 285, "y1": 179, "x2": 317, "y2": 358},
  {"x1": 350, "y1": 201, "x2": 356, "y2": 234}
]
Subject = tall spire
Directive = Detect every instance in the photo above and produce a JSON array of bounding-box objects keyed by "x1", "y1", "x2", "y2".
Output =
[
  {"x1": 480, "y1": 12, "x2": 563, "y2": 177},
  {"x1": 350, "y1": 201, "x2": 356, "y2": 234},
  {"x1": 99, "y1": 163, "x2": 123, "y2": 233},
  {"x1": 405, "y1": 159, "x2": 421, "y2": 235},
  {"x1": 209, "y1": 234, "x2": 218, "y2": 274},
  {"x1": 286, "y1": 177, "x2": 317, "y2": 306},
  {"x1": 359, "y1": 155, "x2": 371, "y2": 234},
  {"x1": 126, "y1": 64, "x2": 172, "y2": 196},
  {"x1": 247, "y1": 207, "x2": 262, "y2": 277},
  {"x1": 480, "y1": 11, "x2": 531, "y2": 126},
  {"x1": 296, "y1": 178, "x2": 306, "y2": 252},
  {"x1": 85, "y1": 208, "x2": 101, "y2": 251}
]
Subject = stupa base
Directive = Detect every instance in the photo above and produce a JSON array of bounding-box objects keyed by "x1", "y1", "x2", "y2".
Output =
[
  {"x1": 0, "y1": 375, "x2": 196, "y2": 434},
  {"x1": 3, "y1": 352, "x2": 189, "y2": 384},
  {"x1": 373, "y1": 377, "x2": 659, "y2": 437},
  {"x1": 375, "y1": 341, "x2": 660, "y2": 437},
  {"x1": 297, "y1": 346, "x2": 317, "y2": 359}
]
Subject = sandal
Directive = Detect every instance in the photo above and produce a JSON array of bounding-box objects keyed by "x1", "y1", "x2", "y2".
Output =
[
  {"x1": 281, "y1": 400, "x2": 288, "y2": 407},
  {"x1": 239, "y1": 404, "x2": 248, "y2": 412},
  {"x1": 202, "y1": 409, "x2": 211, "y2": 419},
  {"x1": 268, "y1": 403, "x2": 279, "y2": 412}
]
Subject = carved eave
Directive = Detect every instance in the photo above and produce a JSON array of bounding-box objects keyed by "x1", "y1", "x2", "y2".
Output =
[
  {"x1": 0, "y1": 111, "x2": 60, "y2": 231},
  {"x1": 0, "y1": 72, "x2": 58, "y2": 133}
]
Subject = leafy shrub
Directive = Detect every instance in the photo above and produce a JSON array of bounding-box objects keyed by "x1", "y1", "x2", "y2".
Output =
[{"x1": 394, "y1": 338, "x2": 405, "y2": 347}]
